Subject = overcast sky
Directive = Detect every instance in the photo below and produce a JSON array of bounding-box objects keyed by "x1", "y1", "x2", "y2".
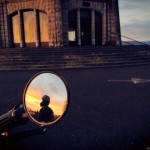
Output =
[{"x1": 119, "y1": 0, "x2": 150, "y2": 41}]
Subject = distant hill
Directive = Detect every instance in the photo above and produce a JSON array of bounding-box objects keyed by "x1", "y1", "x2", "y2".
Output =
[
  {"x1": 122, "y1": 41, "x2": 150, "y2": 45},
  {"x1": 145, "y1": 41, "x2": 150, "y2": 45}
]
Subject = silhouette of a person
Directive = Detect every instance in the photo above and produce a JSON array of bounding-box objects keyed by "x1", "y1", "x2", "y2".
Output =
[{"x1": 39, "y1": 95, "x2": 54, "y2": 123}]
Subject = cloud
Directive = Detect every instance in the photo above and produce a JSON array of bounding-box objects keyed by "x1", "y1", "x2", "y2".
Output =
[
  {"x1": 119, "y1": 0, "x2": 150, "y2": 10},
  {"x1": 119, "y1": 0, "x2": 150, "y2": 41}
]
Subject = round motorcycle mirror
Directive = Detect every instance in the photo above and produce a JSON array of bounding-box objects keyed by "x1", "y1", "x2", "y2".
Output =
[{"x1": 23, "y1": 72, "x2": 69, "y2": 126}]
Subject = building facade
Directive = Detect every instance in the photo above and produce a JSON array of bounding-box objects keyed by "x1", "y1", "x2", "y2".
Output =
[{"x1": 0, "y1": 0, "x2": 121, "y2": 48}]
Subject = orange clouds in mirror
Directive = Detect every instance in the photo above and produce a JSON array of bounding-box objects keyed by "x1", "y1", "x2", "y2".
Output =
[{"x1": 23, "y1": 72, "x2": 69, "y2": 126}]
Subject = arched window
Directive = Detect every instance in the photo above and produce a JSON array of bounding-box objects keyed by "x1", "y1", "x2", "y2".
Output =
[{"x1": 10, "y1": 9, "x2": 48, "y2": 48}]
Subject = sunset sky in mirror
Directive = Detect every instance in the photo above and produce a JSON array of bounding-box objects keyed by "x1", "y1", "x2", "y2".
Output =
[{"x1": 25, "y1": 73, "x2": 68, "y2": 116}]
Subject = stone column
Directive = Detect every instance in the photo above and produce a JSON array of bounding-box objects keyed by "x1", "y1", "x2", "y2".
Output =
[
  {"x1": 105, "y1": 0, "x2": 121, "y2": 45},
  {"x1": 55, "y1": 0, "x2": 63, "y2": 46},
  {"x1": 61, "y1": 0, "x2": 69, "y2": 46},
  {"x1": 77, "y1": 8, "x2": 81, "y2": 46},
  {"x1": 91, "y1": 9, "x2": 95, "y2": 45},
  {"x1": 102, "y1": 2, "x2": 107, "y2": 45},
  {"x1": 34, "y1": 9, "x2": 40, "y2": 47},
  {"x1": 18, "y1": 10, "x2": 25, "y2": 48},
  {"x1": 112, "y1": 0, "x2": 121, "y2": 45},
  {"x1": 107, "y1": 2, "x2": 111, "y2": 42},
  {"x1": 0, "y1": 1, "x2": 3, "y2": 48},
  {"x1": 0, "y1": 0, "x2": 8, "y2": 48},
  {"x1": 46, "y1": 0, "x2": 56, "y2": 47}
]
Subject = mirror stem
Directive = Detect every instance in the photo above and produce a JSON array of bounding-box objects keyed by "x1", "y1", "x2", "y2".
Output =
[{"x1": 0, "y1": 105, "x2": 29, "y2": 134}]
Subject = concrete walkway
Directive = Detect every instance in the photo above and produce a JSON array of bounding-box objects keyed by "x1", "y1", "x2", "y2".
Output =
[{"x1": 0, "y1": 65, "x2": 150, "y2": 150}]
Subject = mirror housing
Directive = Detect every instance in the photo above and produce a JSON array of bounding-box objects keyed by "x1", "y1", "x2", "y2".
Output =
[{"x1": 23, "y1": 72, "x2": 69, "y2": 127}]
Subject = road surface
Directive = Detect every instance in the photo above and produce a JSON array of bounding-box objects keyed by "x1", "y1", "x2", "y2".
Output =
[{"x1": 0, "y1": 65, "x2": 150, "y2": 150}]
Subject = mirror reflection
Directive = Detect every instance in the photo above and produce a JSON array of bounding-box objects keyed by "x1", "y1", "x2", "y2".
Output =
[{"x1": 24, "y1": 72, "x2": 68, "y2": 126}]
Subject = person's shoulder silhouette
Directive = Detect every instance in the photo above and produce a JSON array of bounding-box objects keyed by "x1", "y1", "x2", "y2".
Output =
[{"x1": 39, "y1": 95, "x2": 54, "y2": 123}]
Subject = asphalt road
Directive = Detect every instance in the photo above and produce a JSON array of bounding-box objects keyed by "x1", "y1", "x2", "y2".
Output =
[{"x1": 0, "y1": 65, "x2": 150, "y2": 150}]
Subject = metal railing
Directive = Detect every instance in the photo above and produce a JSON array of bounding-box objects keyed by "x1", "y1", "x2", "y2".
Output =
[
  {"x1": 108, "y1": 31, "x2": 150, "y2": 63},
  {"x1": 109, "y1": 31, "x2": 149, "y2": 46}
]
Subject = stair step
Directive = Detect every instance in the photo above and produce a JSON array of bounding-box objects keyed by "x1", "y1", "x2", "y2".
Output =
[{"x1": 0, "y1": 46, "x2": 149, "y2": 70}]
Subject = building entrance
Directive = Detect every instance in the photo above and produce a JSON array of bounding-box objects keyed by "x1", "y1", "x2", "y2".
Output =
[{"x1": 68, "y1": 9, "x2": 102, "y2": 46}]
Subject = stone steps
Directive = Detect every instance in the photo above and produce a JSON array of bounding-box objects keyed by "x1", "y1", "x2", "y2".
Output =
[
  {"x1": 0, "y1": 46, "x2": 149, "y2": 70},
  {"x1": 0, "y1": 53, "x2": 146, "y2": 60},
  {"x1": 0, "y1": 56, "x2": 147, "y2": 65},
  {"x1": 0, "y1": 50, "x2": 147, "y2": 58},
  {"x1": 0, "y1": 61, "x2": 147, "y2": 71}
]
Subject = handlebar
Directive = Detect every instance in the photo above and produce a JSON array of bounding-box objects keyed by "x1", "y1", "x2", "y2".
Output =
[{"x1": 0, "y1": 105, "x2": 29, "y2": 134}]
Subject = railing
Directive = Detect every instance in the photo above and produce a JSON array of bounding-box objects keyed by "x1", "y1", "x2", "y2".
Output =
[
  {"x1": 109, "y1": 31, "x2": 150, "y2": 63},
  {"x1": 109, "y1": 31, "x2": 149, "y2": 46}
]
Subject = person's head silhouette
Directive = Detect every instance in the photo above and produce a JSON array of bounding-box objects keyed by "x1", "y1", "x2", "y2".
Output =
[{"x1": 40, "y1": 95, "x2": 50, "y2": 107}]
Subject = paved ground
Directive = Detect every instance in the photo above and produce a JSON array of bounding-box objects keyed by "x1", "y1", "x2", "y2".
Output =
[{"x1": 1, "y1": 65, "x2": 150, "y2": 150}]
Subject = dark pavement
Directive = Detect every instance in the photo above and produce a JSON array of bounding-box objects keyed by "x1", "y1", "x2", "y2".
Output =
[{"x1": 1, "y1": 65, "x2": 150, "y2": 150}]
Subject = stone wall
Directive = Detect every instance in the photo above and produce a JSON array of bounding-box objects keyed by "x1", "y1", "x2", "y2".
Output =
[
  {"x1": 0, "y1": 0, "x2": 121, "y2": 48},
  {"x1": 107, "y1": 0, "x2": 121, "y2": 45},
  {"x1": 7, "y1": 0, "x2": 47, "y2": 15},
  {"x1": 0, "y1": 0, "x2": 9, "y2": 48},
  {"x1": 112, "y1": 0, "x2": 121, "y2": 45},
  {"x1": 55, "y1": 0, "x2": 63, "y2": 46},
  {"x1": 0, "y1": 1, "x2": 3, "y2": 48},
  {"x1": 46, "y1": 0, "x2": 56, "y2": 46},
  {"x1": 46, "y1": 0, "x2": 63, "y2": 46},
  {"x1": 0, "y1": 0, "x2": 64, "y2": 47},
  {"x1": 68, "y1": 0, "x2": 104, "y2": 12},
  {"x1": 68, "y1": 0, "x2": 121, "y2": 45},
  {"x1": 61, "y1": 0, "x2": 69, "y2": 46}
]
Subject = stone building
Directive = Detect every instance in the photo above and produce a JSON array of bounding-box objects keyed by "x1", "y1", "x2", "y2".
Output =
[{"x1": 0, "y1": 0, "x2": 121, "y2": 48}]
